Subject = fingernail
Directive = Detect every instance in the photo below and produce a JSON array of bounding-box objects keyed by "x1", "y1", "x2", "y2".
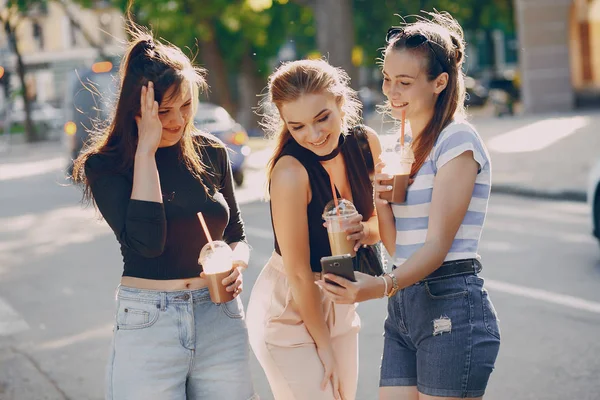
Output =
[{"x1": 387, "y1": 186, "x2": 393, "y2": 190}]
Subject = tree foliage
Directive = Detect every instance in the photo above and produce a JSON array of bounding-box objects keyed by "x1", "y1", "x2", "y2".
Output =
[
  {"x1": 353, "y1": 0, "x2": 515, "y2": 67},
  {"x1": 1, "y1": 0, "x2": 50, "y2": 142}
]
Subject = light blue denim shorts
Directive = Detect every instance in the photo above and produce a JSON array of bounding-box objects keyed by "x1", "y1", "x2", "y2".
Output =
[
  {"x1": 105, "y1": 285, "x2": 257, "y2": 400},
  {"x1": 380, "y1": 273, "x2": 501, "y2": 398}
]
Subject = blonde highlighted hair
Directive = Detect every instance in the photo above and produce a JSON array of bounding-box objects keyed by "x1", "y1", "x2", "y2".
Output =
[{"x1": 259, "y1": 58, "x2": 362, "y2": 190}]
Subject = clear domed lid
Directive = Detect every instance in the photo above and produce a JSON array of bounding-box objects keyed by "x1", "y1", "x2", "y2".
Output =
[
  {"x1": 198, "y1": 240, "x2": 232, "y2": 272},
  {"x1": 322, "y1": 198, "x2": 357, "y2": 220}
]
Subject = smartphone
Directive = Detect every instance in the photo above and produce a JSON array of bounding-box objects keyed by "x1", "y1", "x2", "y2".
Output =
[{"x1": 320, "y1": 254, "x2": 356, "y2": 286}]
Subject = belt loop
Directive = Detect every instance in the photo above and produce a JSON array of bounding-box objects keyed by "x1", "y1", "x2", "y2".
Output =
[
  {"x1": 160, "y1": 292, "x2": 167, "y2": 311},
  {"x1": 474, "y1": 259, "x2": 483, "y2": 274}
]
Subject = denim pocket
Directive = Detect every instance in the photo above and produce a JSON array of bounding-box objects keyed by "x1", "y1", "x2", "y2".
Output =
[
  {"x1": 116, "y1": 298, "x2": 160, "y2": 330},
  {"x1": 481, "y1": 287, "x2": 501, "y2": 340},
  {"x1": 424, "y1": 276, "x2": 468, "y2": 300},
  {"x1": 387, "y1": 292, "x2": 408, "y2": 334},
  {"x1": 221, "y1": 297, "x2": 244, "y2": 319}
]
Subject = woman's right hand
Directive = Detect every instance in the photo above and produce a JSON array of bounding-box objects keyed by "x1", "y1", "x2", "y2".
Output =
[
  {"x1": 374, "y1": 161, "x2": 414, "y2": 205},
  {"x1": 317, "y1": 345, "x2": 343, "y2": 399},
  {"x1": 135, "y1": 81, "x2": 162, "y2": 154},
  {"x1": 374, "y1": 161, "x2": 393, "y2": 205}
]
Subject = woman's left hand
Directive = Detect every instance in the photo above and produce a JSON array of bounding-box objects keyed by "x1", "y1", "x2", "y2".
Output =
[
  {"x1": 316, "y1": 271, "x2": 381, "y2": 304},
  {"x1": 226, "y1": 261, "x2": 247, "y2": 297},
  {"x1": 201, "y1": 261, "x2": 247, "y2": 298},
  {"x1": 325, "y1": 213, "x2": 367, "y2": 252}
]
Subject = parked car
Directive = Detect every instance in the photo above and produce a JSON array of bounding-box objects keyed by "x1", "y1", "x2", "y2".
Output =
[
  {"x1": 194, "y1": 103, "x2": 250, "y2": 187},
  {"x1": 464, "y1": 76, "x2": 489, "y2": 107},
  {"x1": 64, "y1": 62, "x2": 250, "y2": 186},
  {"x1": 587, "y1": 159, "x2": 600, "y2": 247},
  {"x1": 64, "y1": 60, "x2": 119, "y2": 174}
]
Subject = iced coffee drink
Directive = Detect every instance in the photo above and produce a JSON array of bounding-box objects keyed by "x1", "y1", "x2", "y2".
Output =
[
  {"x1": 380, "y1": 143, "x2": 414, "y2": 204},
  {"x1": 199, "y1": 241, "x2": 234, "y2": 304},
  {"x1": 323, "y1": 199, "x2": 358, "y2": 257}
]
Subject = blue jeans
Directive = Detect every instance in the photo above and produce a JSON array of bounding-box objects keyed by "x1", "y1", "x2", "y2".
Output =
[
  {"x1": 106, "y1": 286, "x2": 257, "y2": 400},
  {"x1": 380, "y1": 274, "x2": 501, "y2": 398}
]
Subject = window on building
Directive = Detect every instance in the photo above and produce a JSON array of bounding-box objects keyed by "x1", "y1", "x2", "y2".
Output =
[{"x1": 32, "y1": 21, "x2": 44, "y2": 51}]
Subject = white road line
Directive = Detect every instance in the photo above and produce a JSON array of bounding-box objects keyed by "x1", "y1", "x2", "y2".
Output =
[
  {"x1": 0, "y1": 157, "x2": 64, "y2": 181},
  {"x1": 487, "y1": 116, "x2": 589, "y2": 153},
  {"x1": 37, "y1": 323, "x2": 113, "y2": 350},
  {"x1": 0, "y1": 297, "x2": 29, "y2": 336},
  {"x1": 486, "y1": 279, "x2": 600, "y2": 314}
]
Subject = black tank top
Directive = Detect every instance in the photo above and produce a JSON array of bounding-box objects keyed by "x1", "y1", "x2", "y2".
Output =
[{"x1": 272, "y1": 126, "x2": 375, "y2": 272}]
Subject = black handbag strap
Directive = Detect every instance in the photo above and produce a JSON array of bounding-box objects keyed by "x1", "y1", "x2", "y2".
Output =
[{"x1": 353, "y1": 125, "x2": 374, "y2": 176}]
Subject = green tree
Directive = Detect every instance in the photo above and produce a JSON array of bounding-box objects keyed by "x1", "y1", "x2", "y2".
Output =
[
  {"x1": 106, "y1": 0, "x2": 314, "y2": 130},
  {"x1": 292, "y1": 0, "x2": 357, "y2": 87},
  {"x1": 0, "y1": 0, "x2": 46, "y2": 142},
  {"x1": 354, "y1": 0, "x2": 515, "y2": 70}
]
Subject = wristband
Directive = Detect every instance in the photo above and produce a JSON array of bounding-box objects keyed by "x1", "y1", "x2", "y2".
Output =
[{"x1": 379, "y1": 275, "x2": 389, "y2": 298}]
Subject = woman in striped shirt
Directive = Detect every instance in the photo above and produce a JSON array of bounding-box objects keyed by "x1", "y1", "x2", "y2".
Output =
[{"x1": 317, "y1": 12, "x2": 501, "y2": 400}]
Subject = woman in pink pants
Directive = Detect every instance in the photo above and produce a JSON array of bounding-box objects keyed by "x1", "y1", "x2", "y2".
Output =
[{"x1": 246, "y1": 59, "x2": 383, "y2": 400}]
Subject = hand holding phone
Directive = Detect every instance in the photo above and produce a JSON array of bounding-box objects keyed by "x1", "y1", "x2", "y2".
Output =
[{"x1": 320, "y1": 254, "x2": 356, "y2": 286}]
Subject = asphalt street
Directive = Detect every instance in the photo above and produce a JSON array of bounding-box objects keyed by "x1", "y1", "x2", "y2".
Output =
[{"x1": 0, "y1": 155, "x2": 599, "y2": 400}]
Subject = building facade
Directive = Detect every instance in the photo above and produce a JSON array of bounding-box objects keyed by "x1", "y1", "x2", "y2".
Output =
[
  {"x1": 0, "y1": 0, "x2": 125, "y2": 109},
  {"x1": 516, "y1": 0, "x2": 600, "y2": 112}
]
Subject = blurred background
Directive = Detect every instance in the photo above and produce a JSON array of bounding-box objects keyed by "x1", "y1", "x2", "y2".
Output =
[{"x1": 1, "y1": 0, "x2": 600, "y2": 399}]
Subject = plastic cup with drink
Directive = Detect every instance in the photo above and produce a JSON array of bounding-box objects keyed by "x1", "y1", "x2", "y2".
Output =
[
  {"x1": 199, "y1": 241, "x2": 235, "y2": 304},
  {"x1": 379, "y1": 109, "x2": 414, "y2": 204},
  {"x1": 322, "y1": 198, "x2": 359, "y2": 257},
  {"x1": 379, "y1": 143, "x2": 414, "y2": 204},
  {"x1": 197, "y1": 212, "x2": 235, "y2": 304}
]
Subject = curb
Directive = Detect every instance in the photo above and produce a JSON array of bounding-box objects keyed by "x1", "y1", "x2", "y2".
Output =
[{"x1": 491, "y1": 184, "x2": 587, "y2": 203}]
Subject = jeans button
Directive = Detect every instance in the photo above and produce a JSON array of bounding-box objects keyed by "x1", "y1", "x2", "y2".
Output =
[{"x1": 182, "y1": 293, "x2": 190, "y2": 301}]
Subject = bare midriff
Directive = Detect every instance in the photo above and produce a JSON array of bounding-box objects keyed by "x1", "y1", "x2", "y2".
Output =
[{"x1": 120, "y1": 276, "x2": 209, "y2": 291}]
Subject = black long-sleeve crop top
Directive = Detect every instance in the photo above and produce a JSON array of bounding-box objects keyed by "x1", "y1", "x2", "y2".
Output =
[{"x1": 84, "y1": 134, "x2": 246, "y2": 280}]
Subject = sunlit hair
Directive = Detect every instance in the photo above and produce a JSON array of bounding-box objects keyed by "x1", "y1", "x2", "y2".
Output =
[
  {"x1": 259, "y1": 58, "x2": 362, "y2": 193},
  {"x1": 381, "y1": 11, "x2": 466, "y2": 177},
  {"x1": 72, "y1": 14, "x2": 211, "y2": 204}
]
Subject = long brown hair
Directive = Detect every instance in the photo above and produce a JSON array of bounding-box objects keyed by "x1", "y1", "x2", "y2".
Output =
[
  {"x1": 259, "y1": 59, "x2": 362, "y2": 192},
  {"x1": 383, "y1": 12, "x2": 466, "y2": 177},
  {"x1": 72, "y1": 18, "x2": 209, "y2": 204}
]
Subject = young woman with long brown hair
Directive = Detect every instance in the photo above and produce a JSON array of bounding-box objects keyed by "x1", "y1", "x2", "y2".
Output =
[
  {"x1": 318, "y1": 12, "x2": 501, "y2": 399},
  {"x1": 72, "y1": 21, "x2": 256, "y2": 400}
]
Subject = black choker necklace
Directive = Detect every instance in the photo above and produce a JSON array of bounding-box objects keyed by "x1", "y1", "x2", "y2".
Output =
[{"x1": 315, "y1": 134, "x2": 345, "y2": 162}]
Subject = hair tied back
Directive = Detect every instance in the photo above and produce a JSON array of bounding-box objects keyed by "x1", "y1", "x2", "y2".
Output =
[{"x1": 145, "y1": 39, "x2": 155, "y2": 51}]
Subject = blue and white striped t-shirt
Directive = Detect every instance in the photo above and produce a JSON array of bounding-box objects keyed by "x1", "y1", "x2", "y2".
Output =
[{"x1": 391, "y1": 120, "x2": 491, "y2": 266}]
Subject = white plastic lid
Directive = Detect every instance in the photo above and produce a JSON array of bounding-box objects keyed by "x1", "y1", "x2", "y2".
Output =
[
  {"x1": 199, "y1": 240, "x2": 233, "y2": 273},
  {"x1": 322, "y1": 198, "x2": 357, "y2": 220}
]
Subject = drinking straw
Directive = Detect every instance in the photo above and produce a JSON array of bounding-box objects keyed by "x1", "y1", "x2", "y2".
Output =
[
  {"x1": 328, "y1": 173, "x2": 340, "y2": 216},
  {"x1": 400, "y1": 109, "x2": 406, "y2": 147},
  {"x1": 197, "y1": 212, "x2": 215, "y2": 250}
]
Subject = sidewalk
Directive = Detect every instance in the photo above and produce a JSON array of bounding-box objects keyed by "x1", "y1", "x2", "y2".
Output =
[
  {"x1": 2, "y1": 107, "x2": 597, "y2": 203},
  {"x1": 0, "y1": 345, "x2": 66, "y2": 400},
  {"x1": 366, "y1": 106, "x2": 599, "y2": 202}
]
